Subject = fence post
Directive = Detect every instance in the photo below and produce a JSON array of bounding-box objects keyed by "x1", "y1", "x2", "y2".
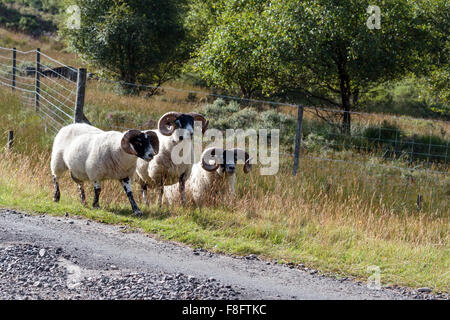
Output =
[
  {"x1": 292, "y1": 105, "x2": 304, "y2": 176},
  {"x1": 427, "y1": 131, "x2": 432, "y2": 165},
  {"x1": 35, "y1": 48, "x2": 40, "y2": 112},
  {"x1": 410, "y1": 136, "x2": 415, "y2": 165},
  {"x1": 74, "y1": 68, "x2": 87, "y2": 123},
  {"x1": 12, "y1": 48, "x2": 16, "y2": 91},
  {"x1": 7, "y1": 130, "x2": 13, "y2": 150},
  {"x1": 445, "y1": 141, "x2": 448, "y2": 166}
]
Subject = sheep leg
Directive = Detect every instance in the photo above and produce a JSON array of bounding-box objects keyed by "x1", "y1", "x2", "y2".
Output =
[
  {"x1": 92, "y1": 181, "x2": 101, "y2": 208},
  {"x1": 178, "y1": 173, "x2": 186, "y2": 205},
  {"x1": 121, "y1": 177, "x2": 142, "y2": 216},
  {"x1": 52, "y1": 175, "x2": 60, "y2": 202},
  {"x1": 141, "y1": 183, "x2": 148, "y2": 205},
  {"x1": 158, "y1": 177, "x2": 164, "y2": 207},
  {"x1": 70, "y1": 172, "x2": 86, "y2": 205}
]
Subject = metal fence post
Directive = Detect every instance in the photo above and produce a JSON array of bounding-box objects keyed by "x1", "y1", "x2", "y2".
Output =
[
  {"x1": 293, "y1": 105, "x2": 304, "y2": 176},
  {"x1": 74, "y1": 68, "x2": 87, "y2": 123},
  {"x1": 7, "y1": 130, "x2": 13, "y2": 150},
  {"x1": 12, "y1": 48, "x2": 16, "y2": 91},
  {"x1": 35, "y1": 48, "x2": 40, "y2": 112}
]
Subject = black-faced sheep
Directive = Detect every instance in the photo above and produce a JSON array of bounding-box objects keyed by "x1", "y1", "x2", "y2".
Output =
[
  {"x1": 135, "y1": 112, "x2": 208, "y2": 206},
  {"x1": 163, "y1": 147, "x2": 251, "y2": 206},
  {"x1": 50, "y1": 123, "x2": 159, "y2": 216}
]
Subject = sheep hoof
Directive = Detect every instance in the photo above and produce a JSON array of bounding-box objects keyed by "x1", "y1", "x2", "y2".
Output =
[{"x1": 133, "y1": 210, "x2": 143, "y2": 217}]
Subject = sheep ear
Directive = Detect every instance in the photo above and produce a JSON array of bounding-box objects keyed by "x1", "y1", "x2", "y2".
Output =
[
  {"x1": 158, "y1": 112, "x2": 180, "y2": 136},
  {"x1": 144, "y1": 130, "x2": 159, "y2": 155},
  {"x1": 121, "y1": 130, "x2": 141, "y2": 156},
  {"x1": 189, "y1": 113, "x2": 208, "y2": 134},
  {"x1": 201, "y1": 147, "x2": 221, "y2": 172}
]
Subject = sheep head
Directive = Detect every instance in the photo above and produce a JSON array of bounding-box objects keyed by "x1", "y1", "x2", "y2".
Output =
[
  {"x1": 121, "y1": 130, "x2": 159, "y2": 161},
  {"x1": 201, "y1": 147, "x2": 251, "y2": 174},
  {"x1": 158, "y1": 112, "x2": 208, "y2": 139}
]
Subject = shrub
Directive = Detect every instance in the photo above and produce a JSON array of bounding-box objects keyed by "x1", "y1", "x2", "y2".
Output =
[
  {"x1": 260, "y1": 110, "x2": 296, "y2": 146},
  {"x1": 405, "y1": 134, "x2": 449, "y2": 163},
  {"x1": 363, "y1": 120, "x2": 403, "y2": 146},
  {"x1": 303, "y1": 133, "x2": 330, "y2": 153}
]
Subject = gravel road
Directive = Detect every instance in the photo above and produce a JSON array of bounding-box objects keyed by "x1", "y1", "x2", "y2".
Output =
[{"x1": 0, "y1": 209, "x2": 446, "y2": 300}]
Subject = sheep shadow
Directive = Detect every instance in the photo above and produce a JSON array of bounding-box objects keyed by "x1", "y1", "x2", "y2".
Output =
[{"x1": 108, "y1": 205, "x2": 172, "y2": 220}]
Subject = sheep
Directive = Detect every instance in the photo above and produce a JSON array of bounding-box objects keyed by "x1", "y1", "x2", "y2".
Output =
[
  {"x1": 135, "y1": 112, "x2": 208, "y2": 206},
  {"x1": 163, "y1": 147, "x2": 251, "y2": 206},
  {"x1": 50, "y1": 123, "x2": 159, "y2": 216}
]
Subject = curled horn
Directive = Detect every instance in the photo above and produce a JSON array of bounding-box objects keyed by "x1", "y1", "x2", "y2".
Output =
[
  {"x1": 201, "y1": 147, "x2": 223, "y2": 172},
  {"x1": 144, "y1": 130, "x2": 160, "y2": 155},
  {"x1": 232, "y1": 148, "x2": 251, "y2": 174},
  {"x1": 121, "y1": 130, "x2": 142, "y2": 156},
  {"x1": 158, "y1": 112, "x2": 181, "y2": 136},
  {"x1": 189, "y1": 113, "x2": 208, "y2": 134}
]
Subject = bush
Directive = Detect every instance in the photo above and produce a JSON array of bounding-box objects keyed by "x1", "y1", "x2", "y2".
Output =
[
  {"x1": 18, "y1": 16, "x2": 39, "y2": 32},
  {"x1": 303, "y1": 133, "x2": 330, "y2": 153},
  {"x1": 404, "y1": 134, "x2": 449, "y2": 163},
  {"x1": 0, "y1": 1, "x2": 57, "y2": 35},
  {"x1": 203, "y1": 98, "x2": 240, "y2": 120},
  {"x1": 260, "y1": 110, "x2": 296, "y2": 146},
  {"x1": 363, "y1": 120, "x2": 403, "y2": 147},
  {"x1": 201, "y1": 99, "x2": 297, "y2": 149}
]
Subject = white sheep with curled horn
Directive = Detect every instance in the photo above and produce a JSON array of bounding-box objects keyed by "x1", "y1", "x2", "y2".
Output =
[
  {"x1": 135, "y1": 112, "x2": 208, "y2": 206},
  {"x1": 50, "y1": 123, "x2": 159, "y2": 216},
  {"x1": 163, "y1": 147, "x2": 252, "y2": 206}
]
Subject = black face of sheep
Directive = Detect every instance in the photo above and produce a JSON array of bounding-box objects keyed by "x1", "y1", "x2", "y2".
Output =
[
  {"x1": 220, "y1": 150, "x2": 238, "y2": 174},
  {"x1": 121, "y1": 130, "x2": 159, "y2": 162},
  {"x1": 174, "y1": 114, "x2": 195, "y2": 141},
  {"x1": 158, "y1": 112, "x2": 208, "y2": 141},
  {"x1": 202, "y1": 148, "x2": 252, "y2": 175}
]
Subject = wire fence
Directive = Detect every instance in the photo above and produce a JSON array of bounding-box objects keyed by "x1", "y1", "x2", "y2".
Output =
[
  {"x1": 0, "y1": 46, "x2": 448, "y2": 175},
  {"x1": 0, "y1": 46, "x2": 77, "y2": 134}
]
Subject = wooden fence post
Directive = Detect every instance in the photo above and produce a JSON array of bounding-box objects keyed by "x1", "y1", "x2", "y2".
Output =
[
  {"x1": 292, "y1": 105, "x2": 304, "y2": 176},
  {"x1": 7, "y1": 130, "x2": 13, "y2": 150},
  {"x1": 74, "y1": 68, "x2": 87, "y2": 123},
  {"x1": 445, "y1": 141, "x2": 448, "y2": 166},
  {"x1": 35, "y1": 48, "x2": 40, "y2": 112},
  {"x1": 12, "y1": 48, "x2": 16, "y2": 91}
]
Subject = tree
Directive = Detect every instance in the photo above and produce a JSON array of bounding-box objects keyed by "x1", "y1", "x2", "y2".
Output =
[
  {"x1": 191, "y1": 0, "x2": 273, "y2": 99},
  {"x1": 61, "y1": 0, "x2": 188, "y2": 94},
  {"x1": 191, "y1": 0, "x2": 441, "y2": 130},
  {"x1": 418, "y1": 0, "x2": 449, "y2": 116},
  {"x1": 262, "y1": 0, "x2": 437, "y2": 132}
]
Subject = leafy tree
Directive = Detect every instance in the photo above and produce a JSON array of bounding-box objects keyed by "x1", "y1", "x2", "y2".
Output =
[
  {"x1": 262, "y1": 0, "x2": 438, "y2": 132},
  {"x1": 192, "y1": 0, "x2": 272, "y2": 99},
  {"x1": 61, "y1": 0, "x2": 188, "y2": 94},
  {"x1": 418, "y1": 0, "x2": 449, "y2": 115},
  {"x1": 185, "y1": 0, "x2": 226, "y2": 47},
  {"x1": 191, "y1": 0, "x2": 442, "y2": 130}
]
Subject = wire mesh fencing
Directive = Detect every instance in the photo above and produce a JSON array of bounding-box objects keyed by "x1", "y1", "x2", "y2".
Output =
[{"x1": 0, "y1": 46, "x2": 77, "y2": 134}]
